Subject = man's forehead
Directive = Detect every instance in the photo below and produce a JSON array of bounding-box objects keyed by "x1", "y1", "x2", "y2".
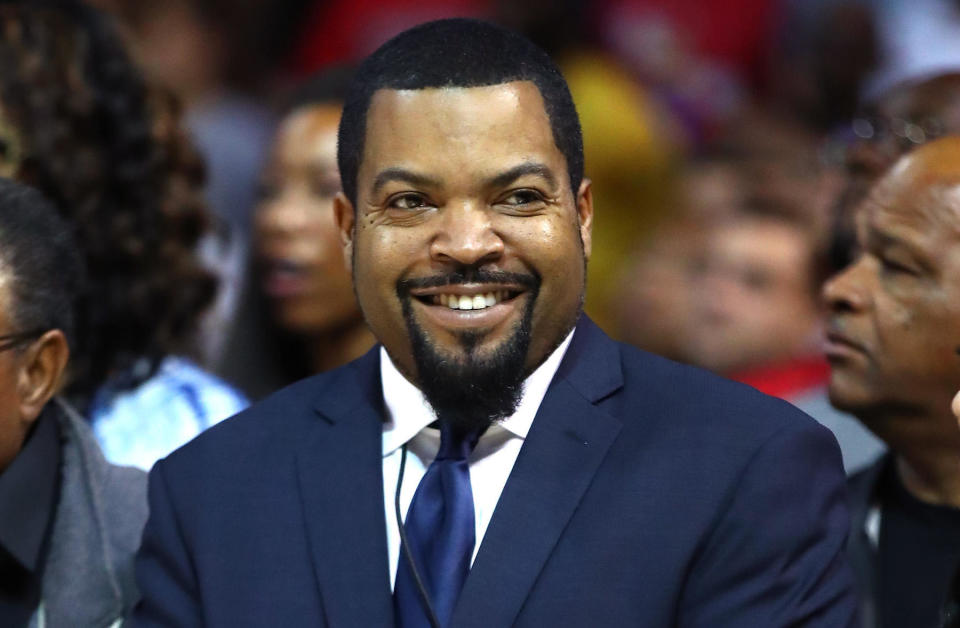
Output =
[
  {"x1": 365, "y1": 80, "x2": 547, "y2": 125},
  {"x1": 862, "y1": 177, "x2": 960, "y2": 241},
  {"x1": 359, "y1": 81, "x2": 565, "y2": 182}
]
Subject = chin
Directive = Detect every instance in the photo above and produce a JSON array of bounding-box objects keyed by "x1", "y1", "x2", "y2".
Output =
[{"x1": 826, "y1": 376, "x2": 882, "y2": 417}]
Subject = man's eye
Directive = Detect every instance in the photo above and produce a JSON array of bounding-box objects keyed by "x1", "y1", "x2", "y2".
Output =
[
  {"x1": 388, "y1": 194, "x2": 428, "y2": 210},
  {"x1": 501, "y1": 190, "x2": 544, "y2": 206},
  {"x1": 879, "y1": 256, "x2": 917, "y2": 276}
]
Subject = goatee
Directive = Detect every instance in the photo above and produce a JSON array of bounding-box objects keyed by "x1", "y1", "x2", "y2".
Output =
[{"x1": 397, "y1": 269, "x2": 539, "y2": 434}]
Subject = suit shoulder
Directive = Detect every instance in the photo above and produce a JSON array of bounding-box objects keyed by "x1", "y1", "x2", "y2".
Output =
[
  {"x1": 161, "y1": 359, "x2": 366, "y2": 468},
  {"x1": 613, "y1": 341, "x2": 834, "y2": 444}
]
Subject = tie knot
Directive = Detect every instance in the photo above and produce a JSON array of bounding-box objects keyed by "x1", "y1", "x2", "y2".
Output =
[{"x1": 436, "y1": 422, "x2": 482, "y2": 461}]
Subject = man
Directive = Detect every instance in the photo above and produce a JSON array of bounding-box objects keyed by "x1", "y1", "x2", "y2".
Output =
[
  {"x1": 824, "y1": 137, "x2": 960, "y2": 628},
  {"x1": 0, "y1": 179, "x2": 147, "y2": 626},
  {"x1": 134, "y1": 19, "x2": 856, "y2": 626}
]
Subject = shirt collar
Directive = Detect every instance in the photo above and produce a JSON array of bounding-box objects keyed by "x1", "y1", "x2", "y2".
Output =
[
  {"x1": 381, "y1": 329, "x2": 575, "y2": 456},
  {"x1": 0, "y1": 404, "x2": 61, "y2": 572}
]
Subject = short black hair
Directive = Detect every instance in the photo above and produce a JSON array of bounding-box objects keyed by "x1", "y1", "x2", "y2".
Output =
[
  {"x1": 337, "y1": 18, "x2": 583, "y2": 206},
  {"x1": 0, "y1": 178, "x2": 83, "y2": 348}
]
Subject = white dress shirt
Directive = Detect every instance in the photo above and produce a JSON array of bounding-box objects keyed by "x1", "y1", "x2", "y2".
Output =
[{"x1": 381, "y1": 330, "x2": 574, "y2": 589}]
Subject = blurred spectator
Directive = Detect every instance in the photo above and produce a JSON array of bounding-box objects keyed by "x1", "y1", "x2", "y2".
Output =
[
  {"x1": 108, "y1": 0, "x2": 279, "y2": 366},
  {"x1": 615, "y1": 156, "x2": 740, "y2": 363},
  {"x1": 690, "y1": 212, "x2": 822, "y2": 378},
  {"x1": 0, "y1": 178, "x2": 146, "y2": 627},
  {"x1": 0, "y1": 0, "x2": 247, "y2": 470},
  {"x1": 825, "y1": 138, "x2": 960, "y2": 628},
  {"x1": 684, "y1": 112, "x2": 833, "y2": 378},
  {"x1": 831, "y1": 72, "x2": 960, "y2": 274},
  {"x1": 649, "y1": 110, "x2": 886, "y2": 473},
  {"x1": 219, "y1": 68, "x2": 375, "y2": 398}
]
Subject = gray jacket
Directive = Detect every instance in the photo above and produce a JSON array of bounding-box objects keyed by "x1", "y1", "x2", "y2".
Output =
[{"x1": 33, "y1": 398, "x2": 148, "y2": 627}]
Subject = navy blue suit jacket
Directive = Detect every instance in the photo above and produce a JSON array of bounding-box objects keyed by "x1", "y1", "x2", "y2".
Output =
[{"x1": 134, "y1": 318, "x2": 857, "y2": 626}]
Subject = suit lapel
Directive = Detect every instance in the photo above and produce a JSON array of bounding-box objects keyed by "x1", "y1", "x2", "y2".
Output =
[
  {"x1": 452, "y1": 318, "x2": 624, "y2": 627},
  {"x1": 295, "y1": 348, "x2": 394, "y2": 627}
]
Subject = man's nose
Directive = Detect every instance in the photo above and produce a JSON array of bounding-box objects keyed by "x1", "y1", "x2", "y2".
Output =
[
  {"x1": 822, "y1": 259, "x2": 869, "y2": 313},
  {"x1": 430, "y1": 202, "x2": 504, "y2": 267}
]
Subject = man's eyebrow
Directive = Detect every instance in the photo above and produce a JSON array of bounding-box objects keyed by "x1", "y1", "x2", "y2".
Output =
[
  {"x1": 371, "y1": 168, "x2": 442, "y2": 194},
  {"x1": 866, "y1": 222, "x2": 931, "y2": 263},
  {"x1": 486, "y1": 162, "x2": 558, "y2": 190}
]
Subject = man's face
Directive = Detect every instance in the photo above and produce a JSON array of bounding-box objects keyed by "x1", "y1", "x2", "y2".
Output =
[
  {"x1": 340, "y1": 81, "x2": 592, "y2": 388},
  {"x1": 823, "y1": 179, "x2": 960, "y2": 418}
]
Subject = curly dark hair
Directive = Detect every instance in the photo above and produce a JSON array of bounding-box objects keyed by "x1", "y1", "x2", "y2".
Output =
[{"x1": 0, "y1": 0, "x2": 216, "y2": 405}]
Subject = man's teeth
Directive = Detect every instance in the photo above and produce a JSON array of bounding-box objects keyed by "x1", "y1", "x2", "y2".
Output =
[{"x1": 431, "y1": 291, "x2": 508, "y2": 310}]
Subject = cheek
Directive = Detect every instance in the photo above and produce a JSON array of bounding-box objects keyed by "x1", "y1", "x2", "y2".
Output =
[
  {"x1": 518, "y1": 224, "x2": 586, "y2": 313},
  {"x1": 353, "y1": 228, "x2": 421, "y2": 306},
  {"x1": 876, "y1": 288, "x2": 960, "y2": 372}
]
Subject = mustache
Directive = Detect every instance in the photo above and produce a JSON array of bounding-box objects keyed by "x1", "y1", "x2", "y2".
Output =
[{"x1": 397, "y1": 269, "x2": 540, "y2": 295}]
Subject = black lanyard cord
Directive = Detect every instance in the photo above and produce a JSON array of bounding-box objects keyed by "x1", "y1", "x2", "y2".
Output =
[{"x1": 395, "y1": 444, "x2": 442, "y2": 628}]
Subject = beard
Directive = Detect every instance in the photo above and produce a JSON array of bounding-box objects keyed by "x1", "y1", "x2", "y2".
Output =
[{"x1": 397, "y1": 268, "x2": 540, "y2": 434}]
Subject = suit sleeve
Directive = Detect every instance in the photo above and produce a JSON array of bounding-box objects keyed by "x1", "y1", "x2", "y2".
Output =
[
  {"x1": 131, "y1": 460, "x2": 204, "y2": 628},
  {"x1": 678, "y1": 418, "x2": 859, "y2": 627}
]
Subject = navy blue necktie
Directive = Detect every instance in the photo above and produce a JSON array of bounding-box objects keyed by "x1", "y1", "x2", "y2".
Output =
[{"x1": 394, "y1": 423, "x2": 481, "y2": 628}]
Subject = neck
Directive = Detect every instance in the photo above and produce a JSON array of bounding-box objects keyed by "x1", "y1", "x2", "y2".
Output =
[
  {"x1": 306, "y1": 319, "x2": 375, "y2": 374},
  {"x1": 871, "y1": 407, "x2": 960, "y2": 507}
]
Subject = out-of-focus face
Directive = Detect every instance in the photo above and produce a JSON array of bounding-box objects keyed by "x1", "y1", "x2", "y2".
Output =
[
  {"x1": 256, "y1": 104, "x2": 361, "y2": 336},
  {"x1": 338, "y1": 81, "x2": 592, "y2": 382},
  {"x1": 689, "y1": 218, "x2": 819, "y2": 373},
  {"x1": 824, "y1": 165, "x2": 960, "y2": 418}
]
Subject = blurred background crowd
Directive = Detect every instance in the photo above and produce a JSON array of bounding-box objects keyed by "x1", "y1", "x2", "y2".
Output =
[
  {"x1": 7, "y1": 0, "x2": 960, "y2": 625},
  {"x1": 9, "y1": 0, "x2": 960, "y2": 471}
]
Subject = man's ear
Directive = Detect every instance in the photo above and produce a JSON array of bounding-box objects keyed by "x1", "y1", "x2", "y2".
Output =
[
  {"x1": 16, "y1": 329, "x2": 69, "y2": 425},
  {"x1": 333, "y1": 191, "x2": 356, "y2": 274},
  {"x1": 576, "y1": 178, "x2": 594, "y2": 261}
]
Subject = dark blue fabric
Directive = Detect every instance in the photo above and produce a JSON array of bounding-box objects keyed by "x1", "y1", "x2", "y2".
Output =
[
  {"x1": 132, "y1": 317, "x2": 859, "y2": 627},
  {"x1": 395, "y1": 425, "x2": 481, "y2": 628}
]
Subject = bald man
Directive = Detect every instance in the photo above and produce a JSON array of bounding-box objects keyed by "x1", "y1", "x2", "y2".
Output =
[{"x1": 824, "y1": 137, "x2": 960, "y2": 628}]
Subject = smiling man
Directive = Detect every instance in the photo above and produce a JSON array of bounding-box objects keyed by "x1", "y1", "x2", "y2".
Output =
[
  {"x1": 825, "y1": 137, "x2": 960, "y2": 628},
  {"x1": 134, "y1": 19, "x2": 856, "y2": 627}
]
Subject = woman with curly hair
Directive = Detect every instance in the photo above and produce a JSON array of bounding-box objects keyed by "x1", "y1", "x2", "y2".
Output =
[{"x1": 0, "y1": 0, "x2": 247, "y2": 470}]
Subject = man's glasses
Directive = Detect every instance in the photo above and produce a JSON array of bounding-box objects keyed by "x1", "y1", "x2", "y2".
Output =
[
  {"x1": 0, "y1": 328, "x2": 47, "y2": 353},
  {"x1": 850, "y1": 115, "x2": 945, "y2": 150},
  {"x1": 821, "y1": 114, "x2": 949, "y2": 167}
]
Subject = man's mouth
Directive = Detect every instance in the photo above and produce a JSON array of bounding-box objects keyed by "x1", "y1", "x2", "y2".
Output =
[
  {"x1": 824, "y1": 325, "x2": 868, "y2": 359},
  {"x1": 416, "y1": 290, "x2": 520, "y2": 311}
]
